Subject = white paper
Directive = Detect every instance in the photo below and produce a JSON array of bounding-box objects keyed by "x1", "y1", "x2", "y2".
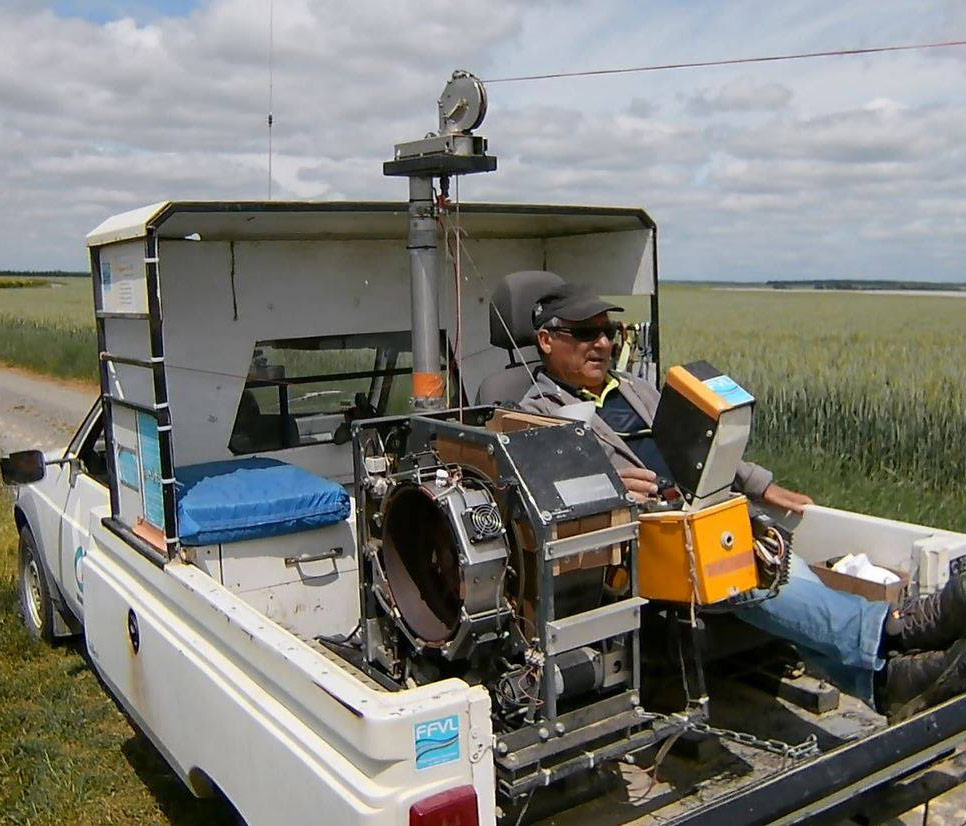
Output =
[{"x1": 831, "y1": 552, "x2": 900, "y2": 585}]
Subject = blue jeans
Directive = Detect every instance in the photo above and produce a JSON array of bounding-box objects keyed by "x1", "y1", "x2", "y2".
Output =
[{"x1": 733, "y1": 554, "x2": 890, "y2": 705}]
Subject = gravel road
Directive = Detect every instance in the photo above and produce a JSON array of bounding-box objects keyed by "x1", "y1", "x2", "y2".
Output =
[{"x1": 0, "y1": 366, "x2": 97, "y2": 454}]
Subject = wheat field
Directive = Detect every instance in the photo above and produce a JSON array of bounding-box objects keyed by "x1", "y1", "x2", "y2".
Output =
[
  {"x1": 1, "y1": 277, "x2": 964, "y2": 526},
  {"x1": 658, "y1": 286, "x2": 966, "y2": 494},
  {"x1": 0, "y1": 279, "x2": 97, "y2": 382}
]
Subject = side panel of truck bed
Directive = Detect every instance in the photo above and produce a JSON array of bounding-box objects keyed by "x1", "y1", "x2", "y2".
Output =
[{"x1": 82, "y1": 515, "x2": 497, "y2": 825}]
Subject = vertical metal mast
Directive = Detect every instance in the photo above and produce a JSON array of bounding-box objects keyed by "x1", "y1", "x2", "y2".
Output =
[
  {"x1": 385, "y1": 71, "x2": 497, "y2": 410},
  {"x1": 406, "y1": 176, "x2": 441, "y2": 405}
]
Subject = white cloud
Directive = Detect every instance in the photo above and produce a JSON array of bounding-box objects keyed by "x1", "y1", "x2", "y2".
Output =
[
  {"x1": 0, "y1": 0, "x2": 964, "y2": 283},
  {"x1": 687, "y1": 77, "x2": 793, "y2": 115}
]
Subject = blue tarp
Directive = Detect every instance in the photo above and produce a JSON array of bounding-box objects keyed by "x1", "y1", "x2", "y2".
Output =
[{"x1": 175, "y1": 457, "x2": 351, "y2": 546}]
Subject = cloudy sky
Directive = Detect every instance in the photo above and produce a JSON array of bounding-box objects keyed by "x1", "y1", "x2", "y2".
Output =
[{"x1": 1, "y1": 0, "x2": 964, "y2": 280}]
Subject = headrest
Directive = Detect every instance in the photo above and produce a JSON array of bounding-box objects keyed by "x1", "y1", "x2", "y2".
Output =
[{"x1": 489, "y1": 270, "x2": 565, "y2": 350}]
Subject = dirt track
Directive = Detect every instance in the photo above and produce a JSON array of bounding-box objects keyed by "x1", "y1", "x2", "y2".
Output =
[{"x1": 0, "y1": 366, "x2": 96, "y2": 454}]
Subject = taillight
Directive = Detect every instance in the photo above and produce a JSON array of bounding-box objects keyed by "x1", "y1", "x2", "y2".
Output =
[{"x1": 409, "y1": 785, "x2": 479, "y2": 826}]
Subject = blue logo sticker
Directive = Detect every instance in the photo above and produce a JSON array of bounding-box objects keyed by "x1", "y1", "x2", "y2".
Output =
[
  {"x1": 101, "y1": 260, "x2": 112, "y2": 291},
  {"x1": 704, "y1": 374, "x2": 754, "y2": 407},
  {"x1": 74, "y1": 546, "x2": 86, "y2": 603},
  {"x1": 414, "y1": 714, "x2": 461, "y2": 770}
]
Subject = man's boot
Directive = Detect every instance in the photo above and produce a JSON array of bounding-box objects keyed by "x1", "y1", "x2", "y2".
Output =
[
  {"x1": 884, "y1": 575, "x2": 966, "y2": 652},
  {"x1": 877, "y1": 638, "x2": 966, "y2": 723}
]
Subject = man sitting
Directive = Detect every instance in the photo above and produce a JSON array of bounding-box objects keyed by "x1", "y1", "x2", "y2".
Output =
[{"x1": 518, "y1": 282, "x2": 966, "y2": 721}]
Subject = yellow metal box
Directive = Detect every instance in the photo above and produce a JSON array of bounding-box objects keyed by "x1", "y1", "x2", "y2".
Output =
[{"x1": 638, "y1": 495, "x2": 759, "y2": 604}]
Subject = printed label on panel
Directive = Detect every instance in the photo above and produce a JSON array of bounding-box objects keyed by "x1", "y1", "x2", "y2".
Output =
[{"x1": 100, "y1": 242, "x2": 148, "y2": 314}]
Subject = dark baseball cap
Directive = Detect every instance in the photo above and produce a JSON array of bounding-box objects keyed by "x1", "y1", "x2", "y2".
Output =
[{"x1": 531, "y1": 284, "x2": 624, "y2": 329}]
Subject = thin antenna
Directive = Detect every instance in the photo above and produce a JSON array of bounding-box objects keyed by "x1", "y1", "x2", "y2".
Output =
[{"x1": 267, "y1": 0, "x2": 275, "y2": 199}]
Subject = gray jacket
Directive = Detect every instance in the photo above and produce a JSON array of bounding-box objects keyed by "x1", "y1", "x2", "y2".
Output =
[{"x1": 519, "y1": 369, "x2": 774, "y2": 500}]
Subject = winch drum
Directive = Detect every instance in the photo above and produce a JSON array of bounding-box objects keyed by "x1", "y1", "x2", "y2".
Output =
[{"x1": 380, "y1": 481, "x2": 509, "y2": 648}]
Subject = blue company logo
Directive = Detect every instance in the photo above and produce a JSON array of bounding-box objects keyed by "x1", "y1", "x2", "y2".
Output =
[
  {"x1": 74, "y1": 546, "x2": 86, "y2": 601},
  {"x1": 704, "y1": 374, "x2": 754, "y2": 407},
  {"x1": 414, "y1": 714, "x2": 461, "y2": 770}
]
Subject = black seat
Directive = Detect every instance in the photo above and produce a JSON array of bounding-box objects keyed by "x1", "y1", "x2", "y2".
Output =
[{"x1": 475, "y1": 270, "x2": 564, "y2": 405}]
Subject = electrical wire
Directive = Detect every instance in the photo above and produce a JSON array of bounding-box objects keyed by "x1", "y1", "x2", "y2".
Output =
[
  {"x1": 637, "y1": 729, "x2": 683, "y2": 802},
  {"x1": 483, "y1": 38, "x2": 966, "y2": 84},
  {"x1": 438, "y1": 213, "x2": 547, "y2": 401},
  {"x1": 514, "y1": 789, "x2": 535, "y2": 826},
  {"x1": 455, "y1": 176, "x2": 463, "y2": 422}
]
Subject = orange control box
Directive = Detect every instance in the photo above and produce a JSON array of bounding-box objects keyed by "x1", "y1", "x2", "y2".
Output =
[{"x1": 638, "y1": 495, "x2": 759, "y2": 604}]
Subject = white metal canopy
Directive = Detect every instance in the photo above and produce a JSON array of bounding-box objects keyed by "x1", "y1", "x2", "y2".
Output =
[
  {"x1": 91, "y1": 200, "x2": 657, "y2": 476},
  {"x1": 86, "y1": 201, "x2": 655, "y2": 247}
]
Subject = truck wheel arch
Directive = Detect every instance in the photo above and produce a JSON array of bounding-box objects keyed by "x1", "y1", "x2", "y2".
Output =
[
  {"x1": 13, "y1": 508, "x2": 81, "y2": 638},
  {"x1": 187, "y1": 768, "x2": 247, "y2": 824},
  {"x1": 13, "y1": 504, "x2": 27, "y2": 534}
]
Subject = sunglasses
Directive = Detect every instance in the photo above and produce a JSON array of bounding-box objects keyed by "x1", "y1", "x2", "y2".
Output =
[{"x1": 548, "y1": 322, "x2": 621, "y2": 342}]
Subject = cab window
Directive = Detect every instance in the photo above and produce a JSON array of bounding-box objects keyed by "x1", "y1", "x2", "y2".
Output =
[
  {"x1": 69, "y1": 404, "x2": 109, "y2": 486},
  {"x1": 228, "y1": 331, "x2": 456, "y2": 454}
]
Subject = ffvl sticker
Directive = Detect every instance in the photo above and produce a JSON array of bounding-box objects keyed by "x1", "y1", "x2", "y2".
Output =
[{"x1": 414, "y1": 714, "x2": 460, "y2": 770}]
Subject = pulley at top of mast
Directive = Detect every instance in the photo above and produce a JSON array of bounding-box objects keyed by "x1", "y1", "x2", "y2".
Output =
[{"x1": 384, "y1": 70, "x2": 497, "y2": 178}]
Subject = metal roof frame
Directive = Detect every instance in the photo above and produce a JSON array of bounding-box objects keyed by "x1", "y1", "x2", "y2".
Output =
[{"x1": 86, "y1": 200, "x2": 657, "y2": 247}]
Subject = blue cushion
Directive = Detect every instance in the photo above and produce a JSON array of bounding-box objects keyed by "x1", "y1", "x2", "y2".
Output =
[{"x1": 175, "y1": 457, "x2": 351, "y2": 546}]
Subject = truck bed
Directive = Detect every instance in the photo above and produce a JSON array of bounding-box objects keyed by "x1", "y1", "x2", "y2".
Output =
[{"x1": 538, "y1": 673, "x2": 966, "y2": 825}]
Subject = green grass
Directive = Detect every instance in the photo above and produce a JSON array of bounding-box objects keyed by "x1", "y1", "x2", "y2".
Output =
[
  {"x1": 2, "y1": 275, "x2": 964, "y2": 493},
  {"x1": 1, "y1": 276, "x2": 963, "y2": 509},
  {"x1": 0, "y1": 278, "x2": 94, "y2": 323},
  {"x1": 749, "y1": 445, "x2": 966, "y2": 533},
  {"x1": 0, "y1": 494, "x2": 235, "y2": 824},
  {"x1": 0, "y1": 278, "x2": 97, "y2": 382},
  {"x1": 0, "y1": 318, "x2": 98, "y2": 383}
]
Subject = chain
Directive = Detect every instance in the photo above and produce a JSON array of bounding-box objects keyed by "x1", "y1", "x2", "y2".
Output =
[
  {"x1": 687, "y1": 721, "x2": 820, "y2": 763},
  {"x1": 638, "y1": 711, "x2": 820, "y2": 766}
]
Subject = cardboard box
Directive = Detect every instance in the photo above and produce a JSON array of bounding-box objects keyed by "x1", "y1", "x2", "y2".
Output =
[{"x1": 809, "y1": 558, "x2": 909, "y2": 604}]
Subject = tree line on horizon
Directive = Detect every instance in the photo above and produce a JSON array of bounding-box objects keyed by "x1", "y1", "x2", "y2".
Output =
[{"x1": 1, "y1": 270, "x2": 89, "y2": 278}]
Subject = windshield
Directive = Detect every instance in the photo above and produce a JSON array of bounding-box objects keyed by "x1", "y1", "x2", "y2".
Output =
[{"x1": 228, "y1": 331, "x2": 453, "y2": 453}]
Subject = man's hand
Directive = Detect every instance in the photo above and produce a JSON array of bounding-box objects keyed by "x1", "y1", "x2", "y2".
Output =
[
  {"x1": 619, "y1": 466, "x2": 658, "y2": 502},
  {"x1": 761, "y1": 483, "x2": 814, "y2": 515}
]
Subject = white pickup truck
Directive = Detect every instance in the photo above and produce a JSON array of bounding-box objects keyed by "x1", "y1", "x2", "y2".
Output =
[
  {"x1": 7, "y1": 73, "x2": 966, "y2": 826},
  {"x1": 7, "y1": 197, "x2": 966, "y2": 826},
  {"x1": 0, "y1": 198, "x2": 666, "y2": 825}
]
